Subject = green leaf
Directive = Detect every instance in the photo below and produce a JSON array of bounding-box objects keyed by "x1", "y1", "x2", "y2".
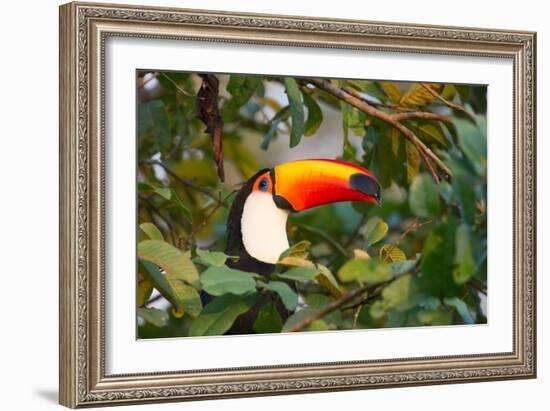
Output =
[
  {"x1": 362, "y1": 126, "x2": 380, "y2": 168},
  {"x1": 140, "y1": 258, "x2": 201, "y2": 318},
  {"x1": 137, "y1": 271, "x2": 154, "y2": 306},
  {"x1": 169, "y1": 189, "x2": 193, "y2": 222},
  {"x1": 188, "y1": 293, "x2": 259, "y2": 336},
  {"x1": 399, "y1": 83, "x2": 443, "y2": 106},
  {"x1": 261, "y1": 106, "x2": 290, "y2": 150},
  {"x1": 138, "y1": 100, "x2": 171, "y2": 151},
  {"x1": 417, "y1": 308, "x2": 453, "y2": 326},
  {"x1": 448, "y1": 158, "x2": 477, "y2": 225},
  {"x1": 140, "y1": 183, "x2": 192, "y2": 222},
  {"x1": 165, "y1": 275, "x2": 202, "y2": 317},
  {"x1": 390, "y1": 259, "x2": 418, "y2": 275},
  {"x1": 363, "y1": 217, "x2": 388, "y2": 246},
  {"x1": 138, "y1": 240, "x2": 200, "y2": 288},
  {"x1": 380, "y1": 82, "x2": 401, "y2": 103},
  {"x1": 307, "y1": 320, "x2": 330, "y2": 331},
  {"x1": 418, "y1": 219, "x2": 463, "y2": 298},
  {"x1": 413, "y1": 122, "x2": 448, "y2": 147},
  {"x1": 381, "y1": 274, "x2": 412, "y2": 308},
  {"x1": 196, "y1": 248, "x2": 238, "y2": 267},
  {"x1": 453, "y1": 224, "x2": 476, "y2": 284},
  {"x1": 369, "y1": 300, "x2": 387, "y2": 319},
  {"x1": 441, "y1": 84, "x2": 457, "y2": 101},
  {"x1": 303, "y1": 92, "x2": 323, "y2": 136},
  {"x1": 341, "y1": 101, "x2": 365, "y2": 137},
  {"x1": 259, "y1": 281, "x2": 298, "y2": 311},
  {"x1": 277, "y1": 256, "x2": 315, "y2": 268},
  {"x1": 453, "y1": 117, "x2": 487, "y2": 174},
  {"x1": 278, "y1": 266, "x2": 318, "y2": 282},
  {"x1": 338, "y1": 257, "x2": 391, "y2": 284},
  {"x1": 378, "y1": 128, "x2": 406, "y2": 188},
  {"x1": 406, "y1": 141, "x2": 421, "y2": 183},
  {"x1": 444, "y1": 297, "x2": 475, "y2": 324},
  {"x1": 226, "y1": 75, "x2": 261, "y2": 109},
  {"x1": 409, "y1": 173, "x2": 441, "y2": 218},
  {"x1": 304, "y1": 294, "x2": 342, "y2": 325},
  {"x1": 137, "y1": 307, "x2": 169, "y2": 327},
  {"x1": 379, "y1": 245, "x2": 407, "y2": 262},
  {"x1": 283, "y1": 77, "x2": 305, "y2": 147},
  {"x1": 253, "y1": 303, "x2": 283, "y2": 333},
  {"x1": 282, "y1": 307, "x2": 318, "y2": 332},
  {"x1": 140, "y1": 260, "x2": 179, "y2": 307},
  {"x1": 258, "y1": 281, "x2": 298, "y2": 311},
  {"x1": 278, "y1": 240, "x2": 311, "y2": 260},
  {"x1": 350, "y1": 80, "x2": 388, "y2": 102},
  {"x1": 315, "y1": 265, "x2": 342, "y2": 298},
  {"x1": 200, "y1": 265, "x2": 257, "y2": 296},
  {"x1": 139, "y1": 222, "x2": 164, "y2": 241},
  {"x1": 154, "y1": 186, "x2": 172, "y2": 200}
]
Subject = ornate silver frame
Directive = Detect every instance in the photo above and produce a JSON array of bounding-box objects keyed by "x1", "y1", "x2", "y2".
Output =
[{"x1": 59, "y1": 1, "x2": 536, "y2": 408}]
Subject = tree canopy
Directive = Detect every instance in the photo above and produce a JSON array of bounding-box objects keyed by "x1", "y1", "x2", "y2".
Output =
[{"x1": 136, "y1": 71, "x2": 487, "y2": 337}]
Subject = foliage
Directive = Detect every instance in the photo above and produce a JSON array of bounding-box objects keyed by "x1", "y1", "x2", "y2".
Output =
[{"x1": 136, "y1": 71, "x2": 487, "y2": 337}]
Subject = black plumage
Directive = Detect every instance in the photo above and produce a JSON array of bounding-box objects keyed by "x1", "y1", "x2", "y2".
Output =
[
  {"x1": 225, "y1": 168, "x2": 276, "y2": 276},
  {"x1": 224, "y1": 169, "x2": 290, "y2": 334}
]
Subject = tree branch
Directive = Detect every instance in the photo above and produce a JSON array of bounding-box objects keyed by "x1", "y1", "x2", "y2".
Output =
[
  {"x1": 140, "y1": 293, "x2": 164, "y2": 308},
  {"x1": 183, "y1": 189, "x2": 238, "y2": 247},
  {"x1": 304, "y1": 78, "x2": 452, "y2": 181},
  {"x1": 390, "y1": 112, "x2": 450, "y2": 123},
  {"x1": 146, "y1": 160, "x2": 229, "y2": 208},
  {"x1": 160, "y1": 72, "x2": 195, "y2": 97},
  {"x1": 420, "y1": 83, "x2": 477, "y2": 122},
  {"x1": 139, "y1": 194, "x2": 178, "y2": 244},
  {"x1": 286, "y1": 285, "x2": 370, "y2": 332}
]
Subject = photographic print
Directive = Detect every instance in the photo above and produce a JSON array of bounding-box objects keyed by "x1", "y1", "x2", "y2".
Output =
[
  {"x1": 60, "y1": 3, "x2": 536, "y2": 406},
  {"x1": 136, "y1": 71, "x2": 487, "y2": 338}
]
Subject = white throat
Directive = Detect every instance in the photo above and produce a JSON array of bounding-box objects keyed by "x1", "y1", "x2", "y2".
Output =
[{"x1": 241, "y1": 191, "x2": 290, "y2": 264}]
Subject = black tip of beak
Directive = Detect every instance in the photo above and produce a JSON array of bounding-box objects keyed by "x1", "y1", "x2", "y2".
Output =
[{"x1": 349, "y1": 173, "x2": 381, "y2": 205}]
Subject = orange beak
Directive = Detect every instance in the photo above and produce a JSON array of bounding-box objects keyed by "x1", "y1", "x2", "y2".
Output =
[{"x1": 271, "y1": 159, "x2": 380, "y2": 212}]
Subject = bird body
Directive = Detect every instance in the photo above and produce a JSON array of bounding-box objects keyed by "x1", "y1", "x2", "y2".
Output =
[{"x1": 223, "y1": 158, "x2": 381, "y2": 333}]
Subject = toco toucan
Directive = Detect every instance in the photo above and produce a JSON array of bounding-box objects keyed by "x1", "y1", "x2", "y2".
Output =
[{"x1": 224, "y1": 158, "x2": 381, "y2": 333}]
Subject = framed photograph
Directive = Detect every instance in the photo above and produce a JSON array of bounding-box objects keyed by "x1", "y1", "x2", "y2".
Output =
[{"x1": 59, "y1": 1, "x2": 536, "y2": 408}]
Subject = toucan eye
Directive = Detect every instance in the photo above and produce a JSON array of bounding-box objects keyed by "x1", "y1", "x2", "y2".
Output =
[{"x1": 258, "y1": 177, "x2": 269, "y2": 192}]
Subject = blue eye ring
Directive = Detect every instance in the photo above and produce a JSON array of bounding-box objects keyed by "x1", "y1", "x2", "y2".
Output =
[{"x1": 258, "y1": 177, "x2": 269, "y2": 192}]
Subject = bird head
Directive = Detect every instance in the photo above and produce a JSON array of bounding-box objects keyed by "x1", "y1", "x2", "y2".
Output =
[
  {"x1": 227, "y1": 159, "x2": 380, "y2": 267},
  {"x1": 251, "y1": 159, "x2": 381, "y2": 211}
]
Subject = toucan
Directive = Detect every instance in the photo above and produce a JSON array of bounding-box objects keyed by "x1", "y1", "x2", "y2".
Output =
[{"x1": 223, "y1": 158, "x2": 381, "y2": 334}]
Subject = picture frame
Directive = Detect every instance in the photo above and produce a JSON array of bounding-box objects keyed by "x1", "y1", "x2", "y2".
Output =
[{"x1": 59, "y1": 1, "x2": 536, "y2": 408}]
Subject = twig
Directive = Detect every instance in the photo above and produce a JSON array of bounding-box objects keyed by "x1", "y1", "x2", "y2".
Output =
[
  {"x1": 139, "y1": 194, "x2": 178, "y2": 244},
  {"x1": 140, "y1": 294, "x2": 164, "y2": 308},
  {"x1": 468, "y1": 277, "x2": 488, "y2": 296},
  {"x1": 352, "y1": 305, "x2": 363, "y2": 329},
  {"x1": 146, "y1": 160, "x2": 229, "y2": 208},
  {"x1": 397, "y1": 219, "x2": 432, "y2": 245},
  {"x1": 341, "y1": 86, "x2": 414, "y2": 112},
  {"x1": 183, "y1": 190, "x2": 239, "y2": 246},
  {"x1": 342, "y1": 86, "x2": 450, "y2": 122},
  {"x1": 380, "y1": 218, "x2": 431, "y2": 263},
  {"x1": 420, "y1": 83, "x2": 477, "y2": 122},
  {"x1": 305, "y1": 78, "x2": 452, "y2": 182},
  {"x1": 390, "y1": 112, "x2": 451, "y2": 123},
  {"x1": 160, "y1": 72, "x2": 195, "y2": 96},
  {"x1": 286, "y1": 286, "x2": 369, "y2": 332}
]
